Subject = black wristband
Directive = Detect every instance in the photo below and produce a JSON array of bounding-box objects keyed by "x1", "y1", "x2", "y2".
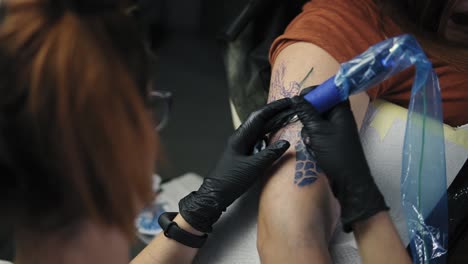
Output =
[{"x1": 158, "y1": 212, "x2": 208, "y2": 248}]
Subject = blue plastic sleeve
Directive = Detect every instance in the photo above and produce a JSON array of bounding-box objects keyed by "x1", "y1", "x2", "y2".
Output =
[
  {"x1": 301, "y1": 34, "x2": 448, "y2": 264},
  {"x1": 401, "y1": 67, "x2": 448, "y2": 264}
]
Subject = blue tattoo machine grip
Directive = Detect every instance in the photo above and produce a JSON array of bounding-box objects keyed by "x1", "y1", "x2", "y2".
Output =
[
  {"x1": 303, "y1": 35, "x2": 411, "y2": 112},
  {"x1": 303, "y1": 34, "x2": 448, "y2": 264},
  {"x1": 303, "y1": 77, "x2": 339, "y2": 113}
]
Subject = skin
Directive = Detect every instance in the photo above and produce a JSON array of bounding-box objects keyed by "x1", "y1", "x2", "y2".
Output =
[
  {"x1": 15, "y1": 222, "x2": 129, "y2": 264},
  {"x1": 131, "y1": 214, "x2": 202, "y2": 264},
  {"x1": 15, "y1": 215, "x2": 201, "y2": 264},
  {"x1": 353, "y1": 212, "x2": 411, "y2": 264}
]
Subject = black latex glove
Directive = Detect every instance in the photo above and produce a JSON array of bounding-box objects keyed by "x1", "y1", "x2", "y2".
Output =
[
  {"x1": 179, "y1": 98, "x2": 292, "y2": 233},
  {"x1": 294, "y1": 97, "x2": 389, "y2": 232}
]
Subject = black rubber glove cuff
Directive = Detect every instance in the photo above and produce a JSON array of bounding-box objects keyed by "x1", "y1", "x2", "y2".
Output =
[
  {"x1": 339, "y1": 178, "x2": 390, "y2": 232},
  {"x1": 179, "y1": 178, "x2": 236, "y2": 233},
  {"x1": 178, "y1": 98, "x2": 292, "y2": 234}
]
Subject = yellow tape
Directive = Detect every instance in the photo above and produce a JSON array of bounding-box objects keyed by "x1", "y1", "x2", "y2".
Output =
[{"x1": 369, "y1": 100, "x2": 468, "y2": 149}]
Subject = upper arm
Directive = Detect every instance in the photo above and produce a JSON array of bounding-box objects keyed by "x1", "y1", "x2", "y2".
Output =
[
  {"x1": 269, "y1": 42, "x2": 340, "y2": 102},
  {"x1": 269, "y1": 41, "x2": 369, "y2": 130}
]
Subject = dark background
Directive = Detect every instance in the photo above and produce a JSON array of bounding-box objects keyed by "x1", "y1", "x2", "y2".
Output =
[
  {"x1": 130, "y1": 0, "x2": 252, "y2": 256},
  {"x1": 143, "y1": 0, "x2": 250, "y2": 180}
]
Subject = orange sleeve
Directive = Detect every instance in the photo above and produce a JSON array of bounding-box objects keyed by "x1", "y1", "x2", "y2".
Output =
[
  {"x1": 268, "y1": 0, "x2": 468, "y2": 126},
  {"x1": 269, "y1": 0, "x2": 402, "y2": 100}
]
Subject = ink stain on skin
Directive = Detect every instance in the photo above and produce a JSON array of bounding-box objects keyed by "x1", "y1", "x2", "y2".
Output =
[
  {"x1": 298, "y1": 177, "x2": 317, "y2": 187},
  {"x1": 304, "y1": 162, "x2": 315, "y2": 170},
  {"x1": 294, "y1": 136, "x2": 320, "y2": 187},
  {"x1": 295, "y1": 171, "x2": 304, "y2": 179}
]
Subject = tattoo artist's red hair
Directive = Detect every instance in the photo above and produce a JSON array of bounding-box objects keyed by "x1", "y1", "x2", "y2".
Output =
[{"x1": 0, "y1": 0, "x2": 157, "y2": 239}]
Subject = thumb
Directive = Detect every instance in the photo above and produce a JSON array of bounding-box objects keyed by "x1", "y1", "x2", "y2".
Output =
[
  {"x1": 254, "y1": 140, "x2": 290, "y2": 167},
  {"x1": 293, "y1": 97, "x2": 325, "y2": 133}
]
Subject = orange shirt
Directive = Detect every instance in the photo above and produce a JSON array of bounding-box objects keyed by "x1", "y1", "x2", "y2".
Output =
[{"x1": 270, "y1": 0, "x2": 468, "y2": 127}]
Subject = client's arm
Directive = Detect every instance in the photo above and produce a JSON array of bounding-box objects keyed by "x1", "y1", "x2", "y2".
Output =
[
  {"x1": 294, "y1": 95, "x2": 411, "y2": 264},
  {"x1": 257, "y1": 42, "x2": 409, "y2": 264},
  {"x1": 257, "y1": 42, "x2": 358, "y2": 264}
]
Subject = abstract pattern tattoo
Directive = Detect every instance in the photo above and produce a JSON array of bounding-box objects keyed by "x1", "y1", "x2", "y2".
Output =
[
  {"x1": 268, "y1": 63, "x2": 321, "y2": 187},
  {"x1": 294, "y1": 134, "x2": 322, "y2": 186}
]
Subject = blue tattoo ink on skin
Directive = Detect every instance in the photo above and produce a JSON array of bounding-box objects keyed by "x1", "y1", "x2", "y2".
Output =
[
  {"x1": 304, "y1": 147, "x2": 324, "y2": 174},
  {"x1": 298, "y1": 177, "x2": 317, "y2": 187},
  {"x1": 268, "y1": 64, "x2": 320, "y2": 187},
  {"x1": 295, "y1": 172, "x2": 304, "y2": 180},
  {"x1": 304, "y1": 162, "x2": 315, "y2": 170},
  {"x1": 296, "y1": 162, "x2": 304, "y2": 170},
  {"x1": 293, "y1": 134, "x2": 320, "y2": 187},
  {"x1": 296, "y1": 151, "x2": 308, "y2": 161},
  {"x1": 305, "y1": 170, "x2": 317, "y2": 177}
]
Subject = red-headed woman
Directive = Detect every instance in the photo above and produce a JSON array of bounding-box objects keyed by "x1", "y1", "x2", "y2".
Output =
[{"x1": 0, "y1": 1, "x2": 291, "y2": 263}]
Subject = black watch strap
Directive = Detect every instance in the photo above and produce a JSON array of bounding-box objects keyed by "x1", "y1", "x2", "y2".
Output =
[{"x1": 158, "y1": 212, "x2": 208, "y2": 248}]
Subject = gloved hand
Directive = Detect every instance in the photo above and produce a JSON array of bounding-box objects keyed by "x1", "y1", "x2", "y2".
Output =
[
  {"x1": 179, "y1": 98, "x2": 292, "y2": 233},
  {"x1": 293, "y1": 97, "x2": 388, "y2": 232}
]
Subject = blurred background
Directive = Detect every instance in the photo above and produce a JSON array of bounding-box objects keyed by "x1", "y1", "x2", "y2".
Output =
[
  {"x1": 140, "y1": 0, "x2": 250, "y2": 180},
  {"x1": 0, "y1": 1, "x2": 254, "y2": 261}
]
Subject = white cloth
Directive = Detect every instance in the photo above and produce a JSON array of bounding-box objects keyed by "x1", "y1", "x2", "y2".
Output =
[{"x1": 160, "y1": 101, "x2": 468, "y2": 264}]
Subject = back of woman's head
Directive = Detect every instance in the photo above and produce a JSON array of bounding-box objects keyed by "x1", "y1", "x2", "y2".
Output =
[{"x1": 0, "y1": 0, "x2": 157, "y2": 238}]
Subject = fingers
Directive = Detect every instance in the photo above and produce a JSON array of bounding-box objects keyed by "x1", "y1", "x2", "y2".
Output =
[
  {"x1": 299, "y1": 85, "x2": 319, "y2": 96},
  {"x1": 254, "y1": 140, "x2": 291, "y2": 167},
  {"x1": 262, "y1": 108, "x2": 297, "y2": 135},
  {"x1": 245, "y1": 97, "x2": 293, "y2": 130},
  {"x1": 231, "y1": 98, "x2": 292, "y2": 153},
  {"x1": 325, "y1": 100, "x2": 351, "y2": 118},
  {"x1": 292, "y1": 96, "x2": 325, "y2": 133},
  {"x1": 325, "y1": 101, "x2": 356, "y2": 128}
]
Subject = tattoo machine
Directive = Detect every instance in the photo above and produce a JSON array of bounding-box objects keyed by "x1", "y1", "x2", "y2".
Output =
[{"x1": 302, "y1": 34, "x2": 448, "y2": 264}]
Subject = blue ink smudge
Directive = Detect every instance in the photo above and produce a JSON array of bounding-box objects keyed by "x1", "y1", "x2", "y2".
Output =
[
  {"x1": 298, "y1": 177, "x2": 317, "y2": 187},
  {"x1": 316, "y1": 165, "x2": 323, "y2": 174},
  {"x1": 305, "y1": 170, "x2": 317, "y2": 177},
  {"x1": 295, "y1": 172, "x2": 303, "y2": 179},
  {"x1": 304, "y1": 162, "x2": 315, "y2": 170},
  {"x1": 296, "y1": 151, "x2": 307, "y2": 161},
  {"x1": 296, "y1": 162, "x2": 304, "y2": 170},
  {"x1": 294, "y1": 135, "x2": 321, "y2": 187}
]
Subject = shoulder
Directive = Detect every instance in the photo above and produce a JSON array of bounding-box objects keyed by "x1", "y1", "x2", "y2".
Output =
[{"x1": 270, "y1": 0, "x2": 400, "y2": 65}]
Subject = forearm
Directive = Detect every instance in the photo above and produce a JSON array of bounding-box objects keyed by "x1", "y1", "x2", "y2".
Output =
[
  {"x1": 353, "y1": 212, "x2": 411, "y2": 264},
  {"x1": 257, "y1": 42, "x2": 341, "y2": 263},
  {"x1": 131, "y1": 214, "x2": 201, "y2": 264},
  {"x1": 258, "y1": 41, "x2": 371, "y2": 263},
  {"x1": 257, "y1": 153, "x2": 335, "y2": 264}
]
